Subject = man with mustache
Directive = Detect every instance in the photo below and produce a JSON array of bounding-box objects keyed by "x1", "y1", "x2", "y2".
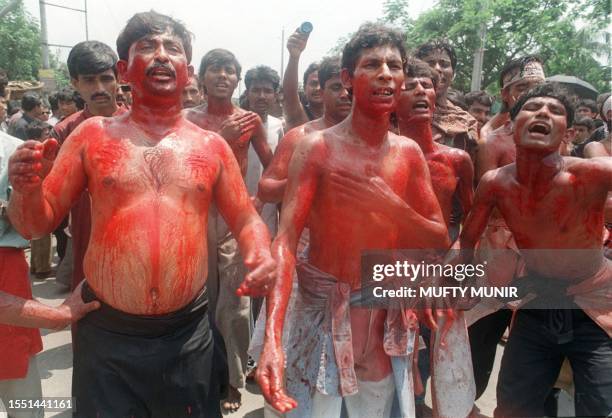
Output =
[
  {"x1": 8, "y1": 11, "x2": 276, "y2": 417},
  {"x1": 185, "y1": 48, "x2": 273, "y2": 413},
  {"x1": 181, "y1": 74, "x2": 202, "y2": 109},
  {"x1": 50, "y1": 41, "x2": 127, "y2": 296}
]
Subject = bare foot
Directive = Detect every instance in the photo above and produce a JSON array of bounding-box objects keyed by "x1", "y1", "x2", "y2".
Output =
[{"x1": 221, "y1": 385, "x2": 241, "y2": 413}]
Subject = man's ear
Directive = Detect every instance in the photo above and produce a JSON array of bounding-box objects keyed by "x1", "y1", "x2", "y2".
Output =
[
  {"x1": 116, "y1": 60, "x2": 129, "y2": 83},
  {"x1": 70, "y1": 77, "x2": 79, "y2": 90},
  {"x1": 341, "y1": 68, "x2": 352, "y2": 90}
]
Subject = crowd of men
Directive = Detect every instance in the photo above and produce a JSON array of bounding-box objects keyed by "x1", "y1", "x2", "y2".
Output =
[{"x1": 0, "y1": 10, "x2": 610, "y2": 418}]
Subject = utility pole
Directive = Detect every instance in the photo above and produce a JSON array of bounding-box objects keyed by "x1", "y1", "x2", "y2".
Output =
[
  {"x1": 39, "y1": 0, "x2": 50, "y2": 69},
  {"x1": 470, "y1": 21, "x2": 486, "y2": 92}
]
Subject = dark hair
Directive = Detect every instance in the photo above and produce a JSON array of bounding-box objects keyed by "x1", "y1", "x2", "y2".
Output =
[
  {"x1": 7, "y1": 100, "x2": 21, "y2": 116},
  {"x1": 415, "y1": 39, "x2": 457, "y2": 70},
  {"x1": 572, "y1": 116, "x2": 593, "y2": 130},
  {"x1": 576, "y1": 99, "x2": 597, "y2": 114},
  {"x1": 341, "y1": 22, "x2": 407, "y2": 77},
  {"x1": 116, "y1": 11, "x2": 193, "y2": 63},
  {"x1": 199, "y1": 48, "x2": 241, "y2": 80},
  {"x1": 48, "y1": 92, "x2": 58, "y2": 111},
  {"x1": 318, "y1": 56, "x2": 342, "y2": 89},
  {"x1": 244, "y1": 65, "x2": 280, "y2": 92},
  {"x1": 499, "y1": 55, "x2": 543, "y2": 89},
  {"x1": 68, "y1": 41, "x2": 118, "y2": 79},
  {"x1": 465, "y1": 90, "x2": 494, "y2": 108},
  {"x1": 26, "y1": 119, "x2": 50, "y2": 140},
  {"x1": 303, "y1": 62, "x2": 319, "y2": 88},
  {"x1": 510, "y1": 82, "x2": 574, "y2": 126},
  {"x1": 57, "y1": 87, "x2": 77, "y2": 103},
  {"x1": 405, "y1": 58, "x2": 439, "y2": 89},
  {"x1": 21, "y1": 92, "x2": 42, "y2": 112}
]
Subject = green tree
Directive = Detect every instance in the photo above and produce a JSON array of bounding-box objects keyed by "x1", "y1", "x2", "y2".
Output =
[
  {"x1": 0, "y1": 0, "x2": 42, "y2": 80},
  {"x1": 380, "y1": 0, "x2": 610, "y2": 94}
]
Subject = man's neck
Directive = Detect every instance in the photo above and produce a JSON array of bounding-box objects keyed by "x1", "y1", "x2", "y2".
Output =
[
  {"x1": 436, "y1": 90, "x2": 449, "y2": 108},
  {"x1": 129, "y1": 95, "x2": 183, "y2": 139},
  {"x1": 399, "y1": 119, "x2": 435, "y2": 153},
  {"x1": 516, "y1": 148, "x2": 563, "y2": 188},
  {"x1": 323, "y1": 111, "x2": 343, "y2": 128},
  {"x1": 206, "y1": 96, "x2": 235, "y2": 115},
  {"x1": 309, "y1": 102, "x2": 323, "y2": 118},
  {"x1": 88, "y1": 102, "x2": 118, "y2": 118},
  {"x1": 347, "y1": 105, "x2": 390, "y2": 147}
]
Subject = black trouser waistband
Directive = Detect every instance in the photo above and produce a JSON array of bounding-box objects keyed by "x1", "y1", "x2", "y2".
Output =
[{"x1": 81, "y1": 281, "x2": 208, "y2": 337}]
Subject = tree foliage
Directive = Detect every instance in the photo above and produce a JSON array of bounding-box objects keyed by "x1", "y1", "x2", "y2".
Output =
[
  {"x1": 0, "y1": 0, "x2": 42, "y2": 80},
  {"x1": 381, "y1": 0, "x2": 610, "y2": 94}
]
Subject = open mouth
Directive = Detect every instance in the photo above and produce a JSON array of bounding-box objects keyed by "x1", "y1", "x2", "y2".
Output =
[
  {"x1": 527, "y1": 122, "x2": 551, "y2": 135},
  {"x1": 412, "y1": 100, "x2": 429, "y2": 110},
  {"x1": 373, "y1": 87, "x2": 394, "y2": 97},
  {"x1": 149, "y1": 68, "x2": 175, "y2": 80}
]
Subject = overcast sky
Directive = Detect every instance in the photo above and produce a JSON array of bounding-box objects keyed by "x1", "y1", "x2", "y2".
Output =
[{"x1": 23, "y1": 0, "x2": 433, "y2": 94}]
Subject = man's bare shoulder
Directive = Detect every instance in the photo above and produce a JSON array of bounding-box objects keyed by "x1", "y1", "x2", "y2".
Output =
[
  {"x1": 565, "y1": 155, "x2": 612, "y2": 178},
  {"x1": 63, "y1": 115, "x2": 109, "y2": 145},
  {"x1": 483, "y1": 123, "x2": 513, "y2": 145},
  {"x1": 479, "y1": 163, "x2": 515, "y2": 190},
  {"x1": 584, "y1": 140, "x2": 611, "y2": 158},
  {"x1": 389, "y1": 132, "x2": 427, "y2": 160}
]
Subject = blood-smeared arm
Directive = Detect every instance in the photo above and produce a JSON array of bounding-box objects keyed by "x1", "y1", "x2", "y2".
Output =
[
  {"x1": 257, "y1": 139, "x2": 320, "y2": 412},
  {"x1": 213, "y1": 137, "x2": 276, "y2": 297},
  {"x1": 584, "y1": 141, "x2": 611, "y2": 159},
  {"x1": 282, "y1": 30, "x2": 310, "y2": 130},
  {"x1": 257, "y1": 128, "x2": 302, "y2": 203},
  {"x1": 7, "y1": 124, "x2": 90, "y2": 239},
  {"x1": 458, "y1": 170, "x2": 498, "y2": 252},
  {"x1": 0, "y1": 281, "x2": 99, "y2": 330},
  {"x1": 475, "y1": 135, "x2": 499, "y2": 181}
]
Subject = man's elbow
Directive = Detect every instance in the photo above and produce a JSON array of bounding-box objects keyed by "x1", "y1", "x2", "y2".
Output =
[{"x1": 258, "y1": 178, "x2": 283, "y2": 204}]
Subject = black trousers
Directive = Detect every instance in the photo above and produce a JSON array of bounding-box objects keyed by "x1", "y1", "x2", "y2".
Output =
[
  {"x1": 468, "y1": 309, "x2": 512, "y2": 399},
  {"x1": 495, "y1": 308, "x2": 612, "y2": 417},
  {"x1": 73, "y1": 284, "x2": 220, "y2": 418}
]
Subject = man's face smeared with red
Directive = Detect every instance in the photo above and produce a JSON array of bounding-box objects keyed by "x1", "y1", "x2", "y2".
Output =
[
  {"x1": 123, "y1": 31, "x2": 190, "y2": 99},
  {"x1": 344, "y1": 45, "x2": 404, "y2": 116},
  {"x1": 398, "y1": 77, "x2": 436, "y2": 124},
  {"x1": 513, "y1": 96, "x2": 568, "y2": 152}
]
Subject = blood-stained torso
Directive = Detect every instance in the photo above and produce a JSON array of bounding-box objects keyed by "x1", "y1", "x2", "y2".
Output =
[
  {"x1": 64, "y1": 115, "x2": 225, "y2": 314},
  {"x1": 424, "y1": 144, "x2": 466, "y2": 226},
  {"x1": 488, "y1": 158, "x2": 610, "y2": 280}
]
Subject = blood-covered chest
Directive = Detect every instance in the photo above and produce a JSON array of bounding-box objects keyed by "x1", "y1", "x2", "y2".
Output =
[
  {"x1": 86, "y1": 140, "x2": 218, "y2": 196},
  {"x1": 426, "y1": 155, "x2": 459, "y2": 198}
]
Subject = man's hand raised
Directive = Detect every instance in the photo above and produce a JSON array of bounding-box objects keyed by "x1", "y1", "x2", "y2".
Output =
[
  {"x1": 8, "y1": 138, "x2": 59, "y2": 192},
  {"x1": 287, "y1": 30, "x2": 309, "y2": 59}
]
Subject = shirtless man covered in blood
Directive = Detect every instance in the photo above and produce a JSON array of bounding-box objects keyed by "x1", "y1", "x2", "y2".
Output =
[
  {"x1": 257, "y1": 55, "x2": 351, "y2": 204},
  {"x1": 184, "y1": 48, "x2": 273, "y2": 413},
  {"x1": 396, "y1": 58, "x2": 476, "y2": 418},
  {"x1": 459, "y1": 83, "x2": 612, "y2": 417},
  {"x1": 8, "y1": 11, "x2": 276, "y2": 417},
  {"x1": 256, "y1": 23, "x2": 449, "y2": 418}
]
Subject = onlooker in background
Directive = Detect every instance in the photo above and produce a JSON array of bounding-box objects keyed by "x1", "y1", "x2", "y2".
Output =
[
  {"x1": 9, "y1": 93, "x2": 43, "y2": 140},
  {"x1": 57, "y1": 87, "x2": 79, "y2": 120},
  {"x1": 51, "y1": 40, "x2": 124, "y2": 293},
  {"x1": 576, "y1": 98, "x2": 598, "y2": 119},
  {"x1": 465, "y1": 90, "x2": 494, "y2": 134},
  {"x1": 37, "y1": 104, "x2": 51, "y2": 123},
  {"x1": 570, "y1": 117, "x2": 594, "y2": 158},
  {"x1": 415, "y1": 39, "x2": 479, "y2": 161},
  {"x1": 47, "y1": 93, "x2": 60, "y2": 126},
  {"x1": 0, "y1": 98, "x2": 7, "y2": 133},
  {"x1": 181, "y1": 74, "x2": 202, "y2": 108}
]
